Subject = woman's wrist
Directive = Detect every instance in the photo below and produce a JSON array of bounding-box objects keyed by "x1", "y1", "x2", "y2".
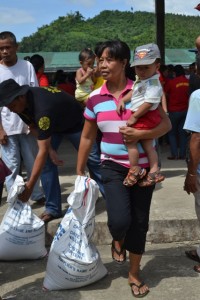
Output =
[
  {"x1": 187, "y1": 172, "x2": 197, "y2": 176},
  {"x1": 77, "y1": 169, "x2": 86, "y2": 176}
]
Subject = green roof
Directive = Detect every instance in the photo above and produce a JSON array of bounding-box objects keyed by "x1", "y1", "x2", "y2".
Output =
[
  {"x1": 165, "y1": 49, "x2": 196, "y2": 65},
  {"x1": 17, "y1": 49, "x2": 196, "y2": 72},
  {"x1": 18, "y1": 51, "x2": 80, "y2": 72}
]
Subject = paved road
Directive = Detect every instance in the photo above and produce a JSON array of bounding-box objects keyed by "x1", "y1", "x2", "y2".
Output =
[{"x1": 1, "y1": 242, "x2": 200, "y2": 300}]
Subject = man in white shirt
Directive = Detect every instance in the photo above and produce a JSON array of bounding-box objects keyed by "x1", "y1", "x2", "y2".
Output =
[
  {"x1": 0, "y1": 31, "x2": 44, "y2": 203},
  {"x1": 184, "y1": 84, "x2": 200, "y2": 272}
]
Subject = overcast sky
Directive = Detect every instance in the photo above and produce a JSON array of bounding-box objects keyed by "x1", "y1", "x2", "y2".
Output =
[{"x1": 1, "y1": 0, "x2": 200, "y2": 41}]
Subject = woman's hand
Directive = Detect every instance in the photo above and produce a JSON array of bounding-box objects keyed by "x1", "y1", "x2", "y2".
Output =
[
  {"x1": 119, "y1": 105, "x2": 171, "y2": 143},
  {"x1": 119, "y1": 126, "x2": 139, "y2": 143}
]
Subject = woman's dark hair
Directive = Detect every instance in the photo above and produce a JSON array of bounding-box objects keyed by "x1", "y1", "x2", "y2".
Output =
[
  {"x1": 174, "y1": 64, "x2": 185, "y2": 77},
  {"x1": 96, "y1": 39, "x2": 130, "y2": 61},
  {"x1": 30, "y1": 54, "x2": 45, "y2": 73},
  {"x1": 95, "y1": 39, "x2": 131, "y2": 76},
  {"x1": 94, "y1": 41, "x2": 104, "y2": 56}
]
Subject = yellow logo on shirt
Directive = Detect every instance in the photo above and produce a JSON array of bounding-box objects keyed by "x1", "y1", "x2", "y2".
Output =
[
  {"x1": 43, "y1": 86, "x2": 61, "y2": 93},
  {"x1": 176, "y1": 82, "x2": 189, "y2": 88},
  {"x1": 38, "y1": 117, "x2": 50, "y2": 130}
]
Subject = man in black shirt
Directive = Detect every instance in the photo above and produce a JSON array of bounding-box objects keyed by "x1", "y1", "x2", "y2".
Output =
[{"x1": 0, "y1": 79, "x2": 104, "y2": 222}]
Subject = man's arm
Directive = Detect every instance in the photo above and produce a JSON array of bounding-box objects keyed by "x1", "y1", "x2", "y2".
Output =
[
  {"x1": 18, "y1": 138, "x2": 51, "y2": 202},
  {"x1": 184, "y1": 132, "x2": 200, "y2": 194},
  {"x1": 0, "y1": 122, "x2": 8, "y2": 145},
  {"x1": 0, "y1": 107, "x2": 8, "y2": 145}
]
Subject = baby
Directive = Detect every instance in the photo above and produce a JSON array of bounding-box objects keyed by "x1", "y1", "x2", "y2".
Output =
[{"x1": 117, "y1": 43, "x2": 165, "y2": 187}]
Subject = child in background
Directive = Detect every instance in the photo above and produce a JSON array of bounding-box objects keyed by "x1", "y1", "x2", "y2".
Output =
[
  {"x1": 56, "y1": 73, "x2": 76, "y2": 96},
  {"x1": 93, "y1": 42, "x2": 105, "y2": 90},
  {"x1": 117, "y1": 43, "x2": 165, "y2": 187},
  {"x1": 75, "y1": 48, "x2": 96, "y2": 107},
  {"x1": 93, "y1": 66, "x2": 105, "y2": 90}
]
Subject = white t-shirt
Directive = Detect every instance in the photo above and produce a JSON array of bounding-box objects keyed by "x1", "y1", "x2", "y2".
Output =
[
  {"x1": 0, "y1": 58, "x2": 38, "y2": 135},
  {"x1": 130, "y1": 73, "x2": 163, "y2": 112},
  {"x1": 184, "y1": 89, "x2": 200, "y2": 174}
]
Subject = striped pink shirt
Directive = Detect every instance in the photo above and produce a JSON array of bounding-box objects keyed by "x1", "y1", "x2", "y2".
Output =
[{"x1": 84, "y1": 79, "x2": 151, "y2": 168}]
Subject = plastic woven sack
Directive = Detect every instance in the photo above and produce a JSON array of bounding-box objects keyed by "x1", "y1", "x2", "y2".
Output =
[
  {"x1": 0, "y1": 175, "x2": 47, "y2": 260},
  {"x1": 43, "y1": 175, "x2": 107, "y2": 290}
]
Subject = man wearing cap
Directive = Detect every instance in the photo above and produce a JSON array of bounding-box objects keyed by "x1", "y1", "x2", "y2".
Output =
[
  {"x1": 0, "y1": 31, "x2": 45, "y2": 203},
  {"x1": 0, "y1": 79, "x2": 104, "y2": 222}
]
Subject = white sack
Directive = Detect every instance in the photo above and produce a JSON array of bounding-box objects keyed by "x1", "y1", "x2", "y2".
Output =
[
  {"x1": 43, "y1": 176, "x2": 107, "y2": 290},
  {"x1": 0, "y1": 175, "x2": 47, "y2": 260}
]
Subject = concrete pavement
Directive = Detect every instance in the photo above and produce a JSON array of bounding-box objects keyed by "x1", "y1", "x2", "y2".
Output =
[
  {"x1": 1, "y1": 140, "x2": 200, "y2": 299},
  {"x1": 0, "y1": 140, "x2": 197, "y2": 245},
  {"x1": 1, "y1": 242, "x2": 200, "y2": 299}
]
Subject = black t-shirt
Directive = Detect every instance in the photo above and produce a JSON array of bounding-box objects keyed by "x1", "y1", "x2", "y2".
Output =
[{"x1": 19, "y1": 86, "x2": 84, "y2": 140}]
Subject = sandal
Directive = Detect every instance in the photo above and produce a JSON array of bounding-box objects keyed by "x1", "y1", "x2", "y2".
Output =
[
  {"x1": 111, "y1": 240, "x2": 126, "y2": 264},
  {"x1": 39, "y1": 212, "x2": 58, "y2": 223},
  {"x1": 185, "y1": 250, "x2": 200, "y2": 263},
  {"x1": 129, "y1": 282, "x2": 149, "y2": 298},
  {"x1": 194, "y1": 264, "x2": 200, "y2": 273},
  {"x1": 123, "y1": 166, "x2": 146, "y2": 187},
  {"x1": 138, "y1": 170, "x2": 165, "y2": 187}
]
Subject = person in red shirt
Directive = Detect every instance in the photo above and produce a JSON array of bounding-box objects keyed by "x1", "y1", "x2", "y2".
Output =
[
  {"x1": 30, "y1": 54, "x2": 49, "y2": 87},
  {"x1": 56, "y1": 73, "x2": 76, "y2": 96},
  {"x1": 165, "y1": 64, "x2": 189, "y2": 159}
]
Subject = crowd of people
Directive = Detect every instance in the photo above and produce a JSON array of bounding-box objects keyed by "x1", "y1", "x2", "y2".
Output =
[{"x1": 1, "y1": 30, "x2": 200, "y2": 297}]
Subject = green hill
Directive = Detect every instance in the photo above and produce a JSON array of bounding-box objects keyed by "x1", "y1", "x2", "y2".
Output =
[{"x1": 19, "y1": 10, "x2": 200, "y2": 52}]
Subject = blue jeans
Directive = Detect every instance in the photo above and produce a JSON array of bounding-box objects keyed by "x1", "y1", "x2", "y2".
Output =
[
  {"x1": 40, "y1": 130, "x2": 105, "y2": 217},
  {"x1": 1, "y1": 133, "x2": 44, "y2": 200},
  {"x1": 168, "y1": 111, "x2": 188, "y2": 158}
]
